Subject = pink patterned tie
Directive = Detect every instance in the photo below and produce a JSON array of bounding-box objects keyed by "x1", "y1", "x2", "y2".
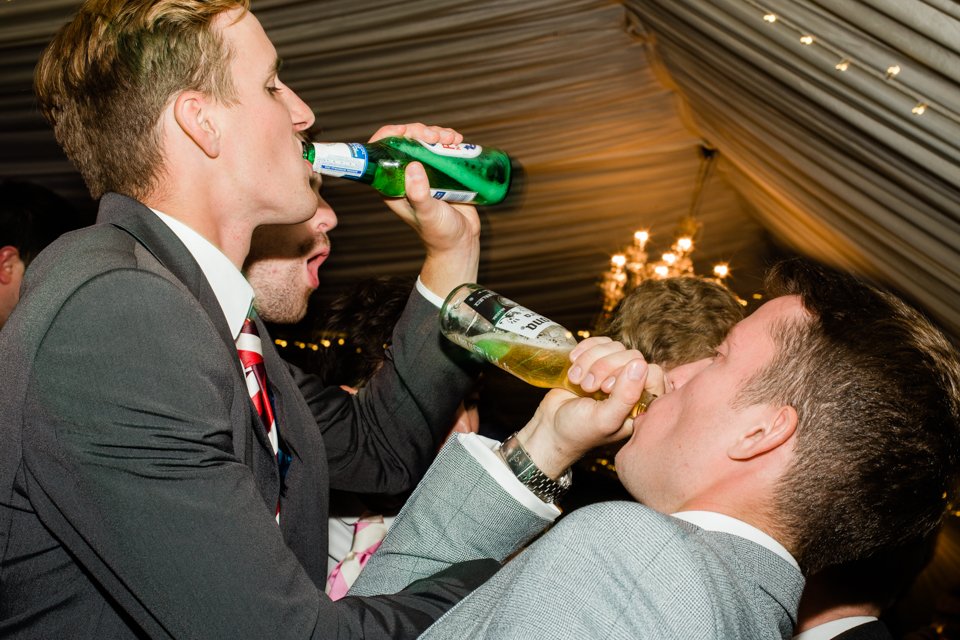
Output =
[
  {"x1": 236, "y1": 315, "x2": 281, "y2": 519},
  {"x1": 325, "y1": 516, "x2": 388, "y2": 600}
]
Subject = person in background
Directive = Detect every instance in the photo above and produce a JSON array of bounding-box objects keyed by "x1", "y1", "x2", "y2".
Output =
[
  {"x1": 350, "y1": 258, "x2": 960, "y2": 640},
  {"x1": 244, "y1": 260, "x2": 479, "y2": 597},
  {"x1": 597, "y1": 276, "x2": 745, "y2": 369},
  {"x1": 0, "y1": 179, "x2": 84, "y2": 330},
  {"x1": 1, "y1": 0, "x2": 495, "y2": 636}
]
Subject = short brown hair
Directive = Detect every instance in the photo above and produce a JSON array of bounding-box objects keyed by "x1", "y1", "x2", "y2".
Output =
[
  {"x1": 35, "y1": 0, "x2": 249, "y2": 200},
  {"x1": 599, "y1": 277, "x2": 743, "y2": 368},
  {"x1": 739, "y1": 259, "x2": 960, "y2": 574}
]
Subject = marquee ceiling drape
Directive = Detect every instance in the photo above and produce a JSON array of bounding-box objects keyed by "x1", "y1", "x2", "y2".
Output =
[{"x1": 0, "y1": 0, "x2": 956, "y2": 341}]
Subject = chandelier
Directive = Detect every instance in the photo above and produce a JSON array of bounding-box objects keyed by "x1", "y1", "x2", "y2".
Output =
[{"x1": 598, "y1": 144, "x2": 735, "y2": 318}]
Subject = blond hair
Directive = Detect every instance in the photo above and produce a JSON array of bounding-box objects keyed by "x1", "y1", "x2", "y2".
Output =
[
  {"x1": 599, "y1": 277, "x2": 743, "y2": 368},
  {"x1": 35, "y1": 0, "x2": 250, "y2": 200}
]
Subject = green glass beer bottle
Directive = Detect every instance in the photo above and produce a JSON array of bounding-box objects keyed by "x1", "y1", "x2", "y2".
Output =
[
  {"x1": 439, "y1": 283, "x2": 655, "y2": 416},
  {"x1": 302, "y1": 137, "x2": 511, "y2": 205}
]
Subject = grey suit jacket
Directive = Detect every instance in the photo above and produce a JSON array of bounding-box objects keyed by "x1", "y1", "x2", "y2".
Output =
[
  {"x1": 0, "y1": 193, "x2": 493, "y2": 639},
  {"x1": 353, "y1": 437, "x2": 805, "y2": 639}
]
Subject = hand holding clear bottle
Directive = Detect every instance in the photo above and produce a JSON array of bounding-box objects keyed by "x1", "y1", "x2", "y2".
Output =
[{"x1": 439, "y1": 284, "x2": 657, "y2": 416}]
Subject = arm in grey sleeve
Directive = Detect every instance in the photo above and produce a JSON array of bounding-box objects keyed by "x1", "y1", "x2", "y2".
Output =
[{"x1": 349, "y1": 434, "x2": 555, "y2": 596}]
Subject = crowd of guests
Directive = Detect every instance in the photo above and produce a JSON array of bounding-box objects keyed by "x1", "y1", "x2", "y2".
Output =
[{"x1": 1, "y1": 1, "x2": 958, "y2": 639}]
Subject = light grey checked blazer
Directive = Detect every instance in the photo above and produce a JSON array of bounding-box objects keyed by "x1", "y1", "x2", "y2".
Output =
[{"x1": 351, "y1": 436, "x2": 805, "y2": 639}]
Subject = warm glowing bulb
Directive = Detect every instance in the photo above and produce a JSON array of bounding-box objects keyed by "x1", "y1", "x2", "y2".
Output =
[
  {"x1": 320, "y1": 339, "x2": 331, "y2": 348},
  {"x1": 676, "y1": 237, "x2": 693, "y2": 252},
  {"x1": 611, "y1": 254, "x2": 626, "y2": 268},
  {"x1": 799, "y1": 35, "x2": 814, "y2": 45},
  {"x1": 337, "y1": 337, "x2": 345, "y2": 345},
  {"x1": 654, "y1": 265, "x2": 669, "y2": 278},
  {"x1": 912, "y1": 102, "x2": 927, "y2": 115},
  {"x1": 886, "y1": 64, "x2": 901, "y2": 78},
  {"x1": 835, "y1": 59, "x2": 850, "y2": 71},
  {"x1": 713, "y1": 263, "x2": 729, "y2": 278},
  {"x1": 662, "y1": 252, "x2": 677, "y2": 265},
  {"x1": 634, "y1": 230, "x2": 649, "y2": 246},
  {"x1": 763, "y1": 13, "x2": 777, "y2": 23}
]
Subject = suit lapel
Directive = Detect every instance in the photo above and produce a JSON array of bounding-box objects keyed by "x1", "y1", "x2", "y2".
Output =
[
  {"x1": 96, "y1": 193, "x2": 279, "y2": 498},
  {"x1": 96, "y1": 193, "x2": 238, "y2": 355}
]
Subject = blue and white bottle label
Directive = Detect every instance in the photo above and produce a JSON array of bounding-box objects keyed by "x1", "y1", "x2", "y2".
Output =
[{"x1": 310, "y1": 142, "x2": 368, "y2": 179}]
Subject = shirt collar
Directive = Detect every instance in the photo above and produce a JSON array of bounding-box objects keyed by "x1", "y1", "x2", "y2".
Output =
[
  {"x1": 672, "y1": 510, "x2": 800, "y2": 570},
  {"x1": 151, "y1": 209, "x2": 254, "y2": 340},
  {"x1": 792, "y1": 617, "x2": 878, "y2": 640}
]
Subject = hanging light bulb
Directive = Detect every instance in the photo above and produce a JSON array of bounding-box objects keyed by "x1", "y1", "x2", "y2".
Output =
[
  {"x1": 763, "y1": 13, "x2": 777, "y2": 23},
  {"x1": 713, "y1": 263, "x2": 730, "y2": 279},
  {"x1": 799, "y1": 35, "x2": 814, "y2": 45},
  {"x1": 676, "y1": 237, "x2": 693, "y2": 252},
  {"x1": 885, "y1": 64, "x2": 901, "y2": 79},
  {"x1": 634, "y1": 230, "x2": 649, "y2": 247},
  {"x1": 912, "y1": 102, "x2": 927, "y2": 115},
  {"x1": 835, "y1": 59, "x2": 850, "y2": 72}
]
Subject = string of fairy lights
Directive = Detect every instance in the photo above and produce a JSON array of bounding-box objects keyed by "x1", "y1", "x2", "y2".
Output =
[{"x1": 743, "y1": 0, "x2": 960, "y2": 126}]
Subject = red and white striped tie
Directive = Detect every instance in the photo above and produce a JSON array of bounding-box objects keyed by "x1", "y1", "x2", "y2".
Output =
[{"x1": 236, "y1": 315, "x2": 281, "y2": 519}]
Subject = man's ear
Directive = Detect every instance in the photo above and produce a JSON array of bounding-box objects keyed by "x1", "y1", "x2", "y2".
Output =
[
  {"x1": 173, "y1": 91, "x2": 221, "y2": 158},
  {"x1": 728, "y1": 404, "x2": 797, "y2": 461},
  {"x1": 0, "y1": 246, "x2": 21, "y2": 285}
]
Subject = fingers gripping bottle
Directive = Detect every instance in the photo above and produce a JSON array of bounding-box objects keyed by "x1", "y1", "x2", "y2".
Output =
[
  {"x1": 439, "y1": 284, "x2": 654, "y2": 416},
  {"x1": 302, "y1": 137, "x2": 511, "y2": 205}
]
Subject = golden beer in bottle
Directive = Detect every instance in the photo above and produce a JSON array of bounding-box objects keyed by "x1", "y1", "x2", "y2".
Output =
[{"x1": 439, "y1": 284, "x2": 654, "y2": 415}]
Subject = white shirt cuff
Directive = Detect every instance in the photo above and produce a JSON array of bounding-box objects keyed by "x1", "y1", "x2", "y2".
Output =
[
  {"x1": 457, "y1": 433, "x2": 561, "y2": 521},
  {"x1": 415, "y1": 276, "x2": 447, "y2": 309}
]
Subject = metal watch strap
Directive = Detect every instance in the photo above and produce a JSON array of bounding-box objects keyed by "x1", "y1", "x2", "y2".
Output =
[{"x1": 497, "y1": 432, "x2": 572, "y2": 504}]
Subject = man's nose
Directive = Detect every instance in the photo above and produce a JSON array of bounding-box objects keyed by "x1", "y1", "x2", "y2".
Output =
[
  {"x1": 665, "y1": 357, "x2": 711, "y2": 391},
  {"x1": 287, "y1": 88, "x2": 315, "y2": 132},
  {"x1": 313, "y1": 196, "x2": 337, "y2": 232}
]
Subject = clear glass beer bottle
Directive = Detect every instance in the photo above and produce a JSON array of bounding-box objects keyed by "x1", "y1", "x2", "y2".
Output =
[{"x1": 440, "y1": 283, "x2": 655, "y2": 416}]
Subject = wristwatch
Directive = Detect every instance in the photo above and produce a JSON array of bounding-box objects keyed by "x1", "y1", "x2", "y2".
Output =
[{"x1": 497, "y1": 432, "x2": 572, "y2": 504}]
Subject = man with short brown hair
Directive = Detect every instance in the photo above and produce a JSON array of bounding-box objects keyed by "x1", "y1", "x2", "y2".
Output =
[{"x1": 353, "y1": 259, "x2": 960, "y2": 639}]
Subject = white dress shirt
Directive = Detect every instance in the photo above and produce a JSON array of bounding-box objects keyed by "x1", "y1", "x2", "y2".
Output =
[
  {"x1": 793, "y1": 616, "x2": 878, "y2": 639},
  {"x1": 151, "y1": 209, "x2": 253, "y2": 339}
]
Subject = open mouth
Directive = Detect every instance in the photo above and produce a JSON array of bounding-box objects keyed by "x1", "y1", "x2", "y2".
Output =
[{"x1": 305, "y1": 251, "x2": 328, "y2": 289}]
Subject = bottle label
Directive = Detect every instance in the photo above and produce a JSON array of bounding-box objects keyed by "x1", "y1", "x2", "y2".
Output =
[
  {"x1": 430, "y1": 188, "x2": 479, "y2": 202},
  {"x1": 464, "y1": 289, "x2": 559, "y2": 340},
  {"x1": 419, "y1": 141, "x2": 483, "y2": 159},
  {"x1": 310, "y1": 142, "x2": 368, "y2": 179}
]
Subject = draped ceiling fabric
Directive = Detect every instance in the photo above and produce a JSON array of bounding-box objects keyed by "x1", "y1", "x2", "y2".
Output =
[
  {"x1": 627, "y1": 0, "x2": 960, "y2": 338},
  {"x1": 0, "y1": 0, "x2": 956, "y2": 341}
]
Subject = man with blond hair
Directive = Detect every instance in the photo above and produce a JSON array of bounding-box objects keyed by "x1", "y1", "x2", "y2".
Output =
[{"x1": 0, "y1": 1, "x2": 499, "y2": 637}]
